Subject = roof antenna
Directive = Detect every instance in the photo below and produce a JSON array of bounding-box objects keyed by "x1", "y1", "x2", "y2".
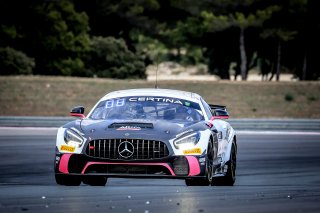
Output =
[{"x1": 155, "y1": 54, "x2": 159, "y2": 88}]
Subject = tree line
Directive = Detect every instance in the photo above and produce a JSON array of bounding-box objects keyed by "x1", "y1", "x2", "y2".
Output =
[{"x1": 0, "y1": 0, "x2": 319, "y2": 80}]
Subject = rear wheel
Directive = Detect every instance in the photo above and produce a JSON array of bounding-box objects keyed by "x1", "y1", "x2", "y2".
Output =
[
  {"x1": 83, "y1": 176, "x2": 108, "y2": 186},
  {"x1": 55, "y1": 174, "x2": 81, "y2": 186},
  {"x1": 185, "y1": 139, "x2": 213, "y2": 186},
  {"x1": 212, "y1": 143, "x2": 236, "y2": 186}
]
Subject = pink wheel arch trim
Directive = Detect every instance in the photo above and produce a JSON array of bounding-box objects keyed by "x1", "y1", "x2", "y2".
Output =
[
  {"x1": 186, "y1": 156, "x2": 200, "y2": 176},
  {"x1": 81, "y1": 162, "x2": 175, "y2": 176},
  {"x1": 59, "y1": 154, "x2": 72, "y2": 174}
]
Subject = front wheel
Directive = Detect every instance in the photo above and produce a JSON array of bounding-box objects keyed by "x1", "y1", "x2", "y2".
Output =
[
  {"x1": 212, "y1": 143, "x2": 236, "y2": 186},
  {"x1": 55, "y1": 174, "x2": 81, "y2": 186}
]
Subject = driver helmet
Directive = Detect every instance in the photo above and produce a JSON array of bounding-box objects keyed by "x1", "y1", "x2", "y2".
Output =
[{"x1": 175, "y1": 106, "x2": 190, "y2": 120}]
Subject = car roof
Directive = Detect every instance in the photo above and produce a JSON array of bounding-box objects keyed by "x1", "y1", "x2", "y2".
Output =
[{"x1": 100, "y1": 88, "x2": 202, "y2": 103}]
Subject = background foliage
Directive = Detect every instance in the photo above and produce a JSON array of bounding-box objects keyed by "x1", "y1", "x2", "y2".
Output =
[
  {"x1": 87, "y1": 36, "x2": 146, "y2": 79},
  {"x1": 0, "y1": 0, "x2": 319, "y2": 80},
  {"x1": 0, "y1": 47, "x2": 35, "y2": 75}
]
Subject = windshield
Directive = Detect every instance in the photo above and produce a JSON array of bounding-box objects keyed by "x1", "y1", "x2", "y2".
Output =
[{"x1": 89, "y1": 96, "x2": 204, "y2": 122}]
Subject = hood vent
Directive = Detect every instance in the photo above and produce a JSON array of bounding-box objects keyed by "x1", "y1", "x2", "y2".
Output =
[{"x1": 108, "y1": 122, "x2": 154, "y2": 129}]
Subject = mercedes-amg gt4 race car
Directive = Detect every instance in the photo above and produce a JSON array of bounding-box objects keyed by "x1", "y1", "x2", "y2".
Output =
[{"x1": 54, "y1": 88, "x2": 237, "y2": 186}]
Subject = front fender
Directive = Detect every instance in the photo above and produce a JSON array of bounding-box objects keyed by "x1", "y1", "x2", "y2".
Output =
[{"x1": 212, "y1": 120, "x2": 236, "y2": 165}]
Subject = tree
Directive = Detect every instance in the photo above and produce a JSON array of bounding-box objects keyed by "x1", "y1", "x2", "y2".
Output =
[
  {"x1": 261, "y1": 29, "x2": 296, "y2": 81},
  {"x1": 202, "y1": 6, "x2": 279, "y2": 80},
  {"x1": 257, "y1": 0, "x2": 317, "y2": 81},
  {"x1": 86, "y1": 36, "x2": 146, "y2": 79},
  {"x1": 0, "y1": 47, "x2": 35, "y2": 75},
  {"x1": 0, "y1": 0, "x2": 90, "y2": 76},
  {"x1": 74, "y1": 0, "x2": 161, "y2": 51}
]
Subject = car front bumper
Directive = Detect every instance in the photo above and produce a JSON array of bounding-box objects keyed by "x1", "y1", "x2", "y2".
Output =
[{"x1": 54, "y1": 152, "x2": 208, "y2": 179}]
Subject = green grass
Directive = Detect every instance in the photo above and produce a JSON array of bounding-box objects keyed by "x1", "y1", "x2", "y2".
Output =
[
  {"x1": 1, "y1": 76, "x2": 320, "y2": 118},
  {"x1": 284, "y1": 93, "x2": 294, "y2": 102}
]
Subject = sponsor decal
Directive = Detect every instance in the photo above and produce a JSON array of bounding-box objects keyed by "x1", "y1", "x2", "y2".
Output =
[
  {"x1": 60, "y1": 145, "x2": 76, "y2": 152},
  {"x1": 100, "y1": 97, "x2": 201, "y2": 111},
  {"x1": 183, "y1": 148, "x2": 202, "y2": 155},
  {"x1": 129, "y1": 97, "x2": 183, "y2": 105},
  {"x1": 117, "y1": 126, "x2": 141, "y2": 131}
]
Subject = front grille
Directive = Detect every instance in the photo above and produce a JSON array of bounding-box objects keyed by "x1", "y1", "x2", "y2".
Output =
[{"x1": 85, "y1": 139, "x2": 169, "y2": 160}]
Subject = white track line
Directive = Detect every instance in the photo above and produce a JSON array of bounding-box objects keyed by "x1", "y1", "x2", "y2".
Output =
[
  {"x1": 237, "y1": 130, "x2": 320, "y2": 135},
  {"x1": 0, "y1": 127, "x2": 58, "y2": 130},
  {"x1": 0, "y1": 127, "x2": 58, "y2": 136}
]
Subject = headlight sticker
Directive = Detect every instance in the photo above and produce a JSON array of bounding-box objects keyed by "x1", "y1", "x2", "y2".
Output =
[
  {"x1": 70, "y1": 127, "x2": 85, "y2": 136},
  {"x1": 64, "y1": 128, "x2": 86, "y2": 147},
  {"x1": 173, "y1": 132, "x2": 200, "y2": 149},
  {"x1": 175, "y1": 129, "x2": 193, "y2": 138}
]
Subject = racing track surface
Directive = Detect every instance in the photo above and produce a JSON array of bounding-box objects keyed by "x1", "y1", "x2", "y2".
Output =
[{"x1": 0, "y1": 128, "x2": 320, "y2": 213}]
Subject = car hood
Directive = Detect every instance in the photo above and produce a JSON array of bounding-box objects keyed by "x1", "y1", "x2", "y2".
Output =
[{"x1": 64, "y1": 119, "x2": 207, "y2": 142}]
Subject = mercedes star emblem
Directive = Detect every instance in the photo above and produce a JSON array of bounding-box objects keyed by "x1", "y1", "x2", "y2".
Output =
[{"x1": 118, "y1": 141, "x2": 134, "y2": 158}]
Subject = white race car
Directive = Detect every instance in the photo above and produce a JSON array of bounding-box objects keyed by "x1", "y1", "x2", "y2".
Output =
[{"x1": 54, "y1": 88, "x2": 237, "y2": 186}]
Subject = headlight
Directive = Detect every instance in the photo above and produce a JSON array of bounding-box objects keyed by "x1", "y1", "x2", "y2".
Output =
[
  {"x1": 174, "y1": 132, "x2": 200, "y2": 149},
  {"x1": 64, "y1": 128, "x2": 85, "y2": 147}
]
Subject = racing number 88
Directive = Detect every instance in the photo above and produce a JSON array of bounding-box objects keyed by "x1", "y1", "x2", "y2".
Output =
[{"x1": 105, "y1": 99, "x2": 125, "y2": 108}]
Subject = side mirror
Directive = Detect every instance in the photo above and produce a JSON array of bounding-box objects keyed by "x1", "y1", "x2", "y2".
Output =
[
  {"x1": 212, "y1": 109, "x2": 229, "y2": 120},
  {"x1": 70, "y1": 106, "x2": 85, "y2": 119}
]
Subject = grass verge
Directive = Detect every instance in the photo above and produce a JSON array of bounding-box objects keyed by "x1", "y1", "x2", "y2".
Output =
[{"x1": 1, "y1": 76, "x2": 319, "y2": 118}]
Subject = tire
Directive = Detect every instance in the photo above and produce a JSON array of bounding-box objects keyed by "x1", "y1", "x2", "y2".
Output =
[
  {"x1": 83, "y1": 176, "x2": 108, "y2": 186},
  {"x1": 212, "y1": 143, "x2": 236, "y2": 186},
  {"x1": 55, "y1": 174, "x2": 81, "y2": 186},
  {"x1": 185, "y1": 139, "x2": 214, "y2": 186}
]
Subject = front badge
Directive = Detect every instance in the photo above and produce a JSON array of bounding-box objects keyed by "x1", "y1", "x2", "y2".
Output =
[{"x1": 118, "y1": 141, "x2": 134, "y2": 158}]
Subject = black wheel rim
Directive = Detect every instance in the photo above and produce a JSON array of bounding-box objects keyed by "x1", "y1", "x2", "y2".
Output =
[{"x1": 207, "y1": 140, "x2": 214, "y2": 182}]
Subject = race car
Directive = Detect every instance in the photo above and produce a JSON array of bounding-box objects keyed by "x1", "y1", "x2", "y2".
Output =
[{"x1": 54, "y1": 88, "x2": 237, "y2": 186}]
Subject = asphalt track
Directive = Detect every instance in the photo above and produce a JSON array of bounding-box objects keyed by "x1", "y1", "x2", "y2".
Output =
[{"x1": 0, "y1": 128, "x2": 320, "y2": 213}]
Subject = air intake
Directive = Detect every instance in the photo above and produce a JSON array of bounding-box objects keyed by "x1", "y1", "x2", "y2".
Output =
[{"x1": 108, "y1": 122, "x2": 154, "y2": 129}]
